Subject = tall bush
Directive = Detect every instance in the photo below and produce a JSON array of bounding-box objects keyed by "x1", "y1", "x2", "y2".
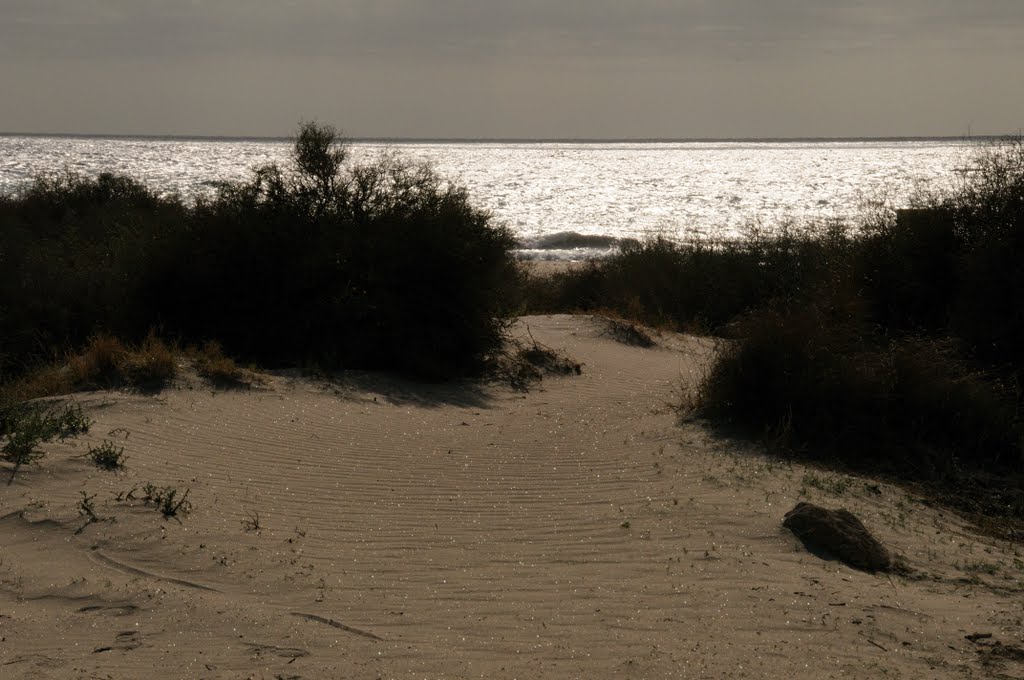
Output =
[
  {"x1": 694, "y1": 138, "x2": 1024, "y2": 489},
  {"x1": 0, "y1": 122, "x2": 520, "y2": 382},
  {"x1": 165, "y1": 122, "x2": 520, "y2": 376}
]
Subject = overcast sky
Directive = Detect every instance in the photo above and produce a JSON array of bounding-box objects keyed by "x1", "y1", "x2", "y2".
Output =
[{"x1": 2, "y1": 1, "x2": 1022, "y2": 138}]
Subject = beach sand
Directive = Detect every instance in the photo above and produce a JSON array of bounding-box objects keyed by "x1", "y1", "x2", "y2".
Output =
[{"x1": 2, "y1": 315, "x2": 1021, "y2": 678}]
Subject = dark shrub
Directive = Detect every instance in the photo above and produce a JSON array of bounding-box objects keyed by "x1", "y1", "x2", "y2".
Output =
[
  {"x1": 856, "y1": 139, "x2": 1024, "y2": 363},
  {"x1": 693, "y1": 138, "x2": 1024, "y2": 495},
  {"x1": 523, "y1": 223, "x2": 853, "y2": 333},
  {"x1": 0, "y1": 122, "x2": 519, "y2": 385},
  {"x1": 856, "y1": 208, "x2": 960, "y2": 332},
  {"x1": 946, "y1": 140, "x2": 1024, "y2": 366},
  {"x1": 0, "y1": 172, "x2": 185, "y2": 380},
  {"x1": 697, "y1": 299, "x2": 1022, "y2": 480},
  {"x1": 156, "y1": 123, "x2": 520, "y2": 377}
]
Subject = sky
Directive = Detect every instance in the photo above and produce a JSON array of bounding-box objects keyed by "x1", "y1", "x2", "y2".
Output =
[{"x1": 2, "y1": 1, "x2": 1023, "y2": 139}]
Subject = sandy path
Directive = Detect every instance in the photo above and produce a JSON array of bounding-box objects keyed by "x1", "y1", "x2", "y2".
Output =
[{"x1": 1, "y1": 315, "x2": 1021, "y2": 678}]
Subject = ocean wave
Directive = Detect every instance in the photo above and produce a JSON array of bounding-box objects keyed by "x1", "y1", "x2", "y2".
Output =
[
  {"x1": 514, "y1": 231, "x2": 642, "y2": 261},
  {"x1": 517, "y1": 230, "x2": 639, "y2": 251},
  {"x1": 514, "y1": 247, "x2": 613, "y2": 262}
]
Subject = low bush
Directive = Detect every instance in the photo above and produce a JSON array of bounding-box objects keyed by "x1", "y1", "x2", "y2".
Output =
[
  {"x1": 522, "y1": 223, "x2": 852, "y2": 333},
  {"x1": 87, "y1": 440, "x2": 127, "y2": 471},
  {"x1": 141, "y1": 483, "x2": 192, "y2": 518},
  {"x1": 696, "y1": 300, "x2": 1022, "y2": 481},
  {"x1": 1, "y1": 401, "x2": 92, "y2": 483}
]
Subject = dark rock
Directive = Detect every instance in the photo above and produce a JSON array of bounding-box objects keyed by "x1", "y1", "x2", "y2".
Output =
[{"x1": 783, "y1": 502, "x2": 892, "y2": 572}]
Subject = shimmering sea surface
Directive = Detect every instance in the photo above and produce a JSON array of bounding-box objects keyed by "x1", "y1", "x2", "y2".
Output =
[{"x1": 0, "y1": 135, "x2": 977, "y2": 259}]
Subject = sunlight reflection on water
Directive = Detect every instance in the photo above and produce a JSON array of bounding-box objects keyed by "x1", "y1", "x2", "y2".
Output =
[{"x1": 0, "y1": 136, "x2": 973, "y2": 259}]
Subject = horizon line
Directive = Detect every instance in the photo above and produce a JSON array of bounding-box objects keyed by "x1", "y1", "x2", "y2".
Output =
[{"x1": 0, "y1": 131, "x2": 1018, "y2": 145}]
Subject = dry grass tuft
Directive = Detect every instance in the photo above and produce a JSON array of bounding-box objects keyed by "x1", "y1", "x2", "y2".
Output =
[
  {"x1": 1, "y1": 333, "x2": 177, "y2": 404},
  {"x1": 192, "y1": 341, "x2": 248, "y2": 387},
  {"x1": 121, "y1": 333, "x2": 177, "y2": 387},
  {"x1": 68, "y1": 334, "x2": 127, "y2": 385}
]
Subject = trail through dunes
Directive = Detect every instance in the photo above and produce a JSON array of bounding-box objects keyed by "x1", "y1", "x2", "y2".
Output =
[{"x1": 1, "y1": 315, "x2": 1022, "y2": 678}]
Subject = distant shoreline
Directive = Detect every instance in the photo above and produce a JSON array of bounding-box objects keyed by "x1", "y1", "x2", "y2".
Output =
[{"x1": 0, "y1": 131, "x2": 1012, "y2": 145}]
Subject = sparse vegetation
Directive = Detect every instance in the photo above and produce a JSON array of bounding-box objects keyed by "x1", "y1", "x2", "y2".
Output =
[
  {"x1": 74, "y1": 490, "x2": 103, "y2": 535},
  {"x1": 141, "y1": 483, "x2": 192, "y2": 519},
  {"x1": 242, "y1": 510, "x2": 261, "y2": 533},
  {"x1": 87, "y1": 440, "x2": 127, "y2": 471},
  {"x1": 491, "y1": 332, "x2": 582, "y2": 391},
  {"x1": 77, "y1": 491, "x2": 98, "y2": 523},
  {"x1": 1, "y1": 401, "x2": 93, "y2": 483},
  {"x1": 114, "y1": 486, "x2": 137, "y2": 503},
  {"x1": 518, "y1": 340, "x2": 582, "y2": 378},
  {"x1": 2, "y1": 425, "x2": 47, "y2": 484}
]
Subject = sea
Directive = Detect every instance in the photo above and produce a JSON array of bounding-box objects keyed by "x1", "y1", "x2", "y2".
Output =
[{"x1": 0, "y1": 134, "x2": 982, "y2": 260}]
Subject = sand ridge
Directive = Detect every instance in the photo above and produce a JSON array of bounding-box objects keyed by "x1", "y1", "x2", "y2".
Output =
[{"x1": 1, "y1": 315, "x2": 1021, "y2": 678}]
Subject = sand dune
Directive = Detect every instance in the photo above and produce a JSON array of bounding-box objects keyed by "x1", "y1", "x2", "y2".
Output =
[{"x1": 2, "y1": 315, "x2": 1022, "y2": 678}]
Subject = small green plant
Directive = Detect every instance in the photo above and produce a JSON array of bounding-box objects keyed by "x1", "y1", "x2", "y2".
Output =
[
  {"x1": 78, "y1": 491, "x2": 98, "y2": 521},
  {"x1": 159, "y1": 488, "x2": 191, "y2": 519},
  {"x1": 1, "y1": 402, "x2": 92, "y2": 484},
  {"x1": 87, "y1": 440, "x2": 127, "y2": 471},
  {"x1": 142, "y1": 483, "x2": 192, "y2": 519},
  {"x1": 2, "y1": 401, "x2": 91, "y2": 441},
  {"x1": 241, "y1": 510, "x2": 261, "y2": 533},
  {"x1": 2, "y1": 425, "x2": 48, "y2": 484},
  {"x1": 114, "y1": 487, "x2": 137, "y2": 502},
  {"x1": 141, "y1": 482, "x2": 159, "y2": 502},
  {"x1": 55, "y1": 403, "x2": 93, "y2": 438},
  {"x1": 75, "y1": 491, "x2": 100, "y2": 535}
]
